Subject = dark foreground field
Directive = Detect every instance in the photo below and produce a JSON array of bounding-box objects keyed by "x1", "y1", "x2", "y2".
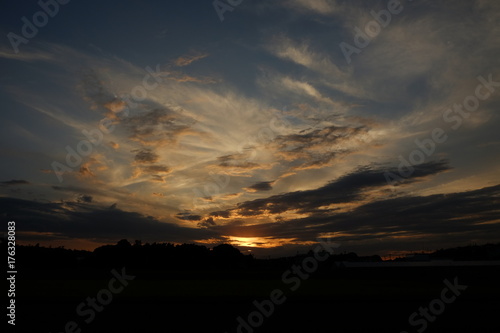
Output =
[{"x1": 13, "y1": 264, "x2": 500, "y2": 333}]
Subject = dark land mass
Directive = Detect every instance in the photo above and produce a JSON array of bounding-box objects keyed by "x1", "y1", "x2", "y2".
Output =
[{"x1": 6, "y1": 239, "x2": 500, "y2": 333}]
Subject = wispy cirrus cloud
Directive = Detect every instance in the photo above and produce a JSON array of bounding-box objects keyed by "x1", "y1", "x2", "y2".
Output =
[
  {"x1": 173, "y1": 53, "x2": 208, "y2": 67},
  {"x1": 271, "y1": 124, "x2": 372, "y2": 170},
  {"x1": 0, "y1": 47, "x2": 54, "y2": 62},
  {"x1": 267, "y1": 36, "x2": 346, "y2": 79},
  {"x1": 284, "y1": 0, "x2": 338, "y2": 16}
]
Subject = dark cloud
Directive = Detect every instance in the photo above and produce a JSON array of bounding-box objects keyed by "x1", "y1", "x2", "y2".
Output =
[
  {"x1": 134, "y1": 149, "x2": 159, "y2": 164},
  {"x1": 0, "y1": 197, "x2": 216, "y2": 244},
  {"x1": 150, "y1": 175, "x2": 165, "y2": 182},
  {"x1": 2, "y1": 179, "x2": 499, "y2": 256},
  {"x1": 230, "y1": 161, "x2": 450, "y2": 216},
  {"x1": 51, "y1": 185, "x2": 102, "y2": 197},
  {"x1": 213, "y1": 184, "x2": 500, "y2": 255},
  {"x1": 217, "y1": 154, "x2": 260, "y2": 169},
  {"x1": 176, "y1": 211, "x2": 202, "y2": 221},
  {"x1": 142, "y1": 165, "x2": 170, "y2": 173},
  {"x1": 77, "y1": 194, "x2": 93, "y2": 203},
  {"x1": 52, "y1": 186, "x2": 65, "y2": 191},
  {"x1": 135, "y1": 164, "x2": 171, "y2": 181},
  {"x1": 50, "y1": 185, "x2": 181, "y2": 215},
  {"x1": 198, "y1": 217, "x2": 216, "y2": 228},
  {"x1": 271, "y1": 125, "x2": 370, "y2": 170},
  {"x1": 246, "y1": 181, "x2": 274, "y2": 192},
  {"x1": 209, "y1": 210, "x2": 231, "y2": 218},
  {"x1": 1, "y1": 180, "x2": 30, "y2": 186},
  {"x1": 124, "y1": 108, "x2": 196, "y2": 146},
  {"x1": 132, "y1": 164, "x2": 171, "y2": 182}
]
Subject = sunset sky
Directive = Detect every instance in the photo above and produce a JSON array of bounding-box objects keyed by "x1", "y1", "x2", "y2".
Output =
[{"x1": 1, "y1": 0, "x2": 499, "y2": 257}]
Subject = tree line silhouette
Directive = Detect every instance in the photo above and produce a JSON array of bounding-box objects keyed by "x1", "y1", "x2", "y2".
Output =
[{"x1": 3, "y1": 238, "x2": 499, "y2": 272}]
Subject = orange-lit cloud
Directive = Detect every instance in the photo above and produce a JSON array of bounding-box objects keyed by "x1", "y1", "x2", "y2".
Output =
[{"x1": 173, "y1": 53, "x2": 208, "y2": 67}]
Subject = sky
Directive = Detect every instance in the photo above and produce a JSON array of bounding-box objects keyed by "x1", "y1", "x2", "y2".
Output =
[{"x1": 0, "y1": 0, "x2": 499, "y2": 258}]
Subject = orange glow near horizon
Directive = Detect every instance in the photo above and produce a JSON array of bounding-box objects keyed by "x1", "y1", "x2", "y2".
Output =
[
  {"x1": 226, "y1": 236, "x2": 316, "y2": 248},
  {"x1": 16, "y1": 232, "x2": 106, "y2": 251}
]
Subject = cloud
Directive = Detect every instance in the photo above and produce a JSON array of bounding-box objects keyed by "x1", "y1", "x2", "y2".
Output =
[
  {"x1": 142, "y1": 165, "x2": 171, "y2": 173},
  {"x1": 1, "y1": 180, "x2": 30, "y2": 186},
  {"x1": 268, "y1": 36, "x2": 345, "y2": 78},
  {"x1": 222, "y1": 161, "x2": 450, "y2": 217},
  {"x1": 0, "y1": 197, "x2": 216, "y2": 244},
  {"x1": 246, "y1": 181, "x2": 274, "y2": 192},
  {"x1": 132, "y1": 163, "x2": 171, "y2": 182},
  {"x1": 271, "y1": 124, "x2": 371, "y2": 170},
  {"x1": 176, "y1": 211, "x2": 202, "y2": 221},
  {"x1": 74, "y1": 157, "x2": 109, "y2": 181},
  {"x1": 198, "y1": 217, "x2": 216, "y2": 228},
  {"x1": 213, "y1": 184, "x2": 500, "y2": 255},
  {"x1": 77, "y1": 194, "x2": 93, "y2": 203},
  {"x1": 217, "y1": 154, "x2": 261, "y2": 170},
  {"x1": 264, "y1": 36, "x2": 370, "y2": 101},
  {"x1": 103, "y1": 99, "x2": 127, "y2": 113},
  {"x1": 78, "y1": 165, "x2": 95, "y2": 178},
  {"x1": 78, "y1": 69, "x2": 118, "y2": 115},
  {"x1": 173, "y1": 53, "x2": 208, "y2": 67},
  {"x1": 211, "y1": 153, "x2": 274, "y2": 176},
  {"x1": 0, "y1": 48, "x2": 54, "y2": 62},
  {"x1": 165, "y1": 71, "x2": 216, "y2": 84},
  {"x1": 150, "y1": 175, "x2": 165, "y2": 183},
  {"x1": 256, "y1": 70, "x2": 356, "y2": 114},
  {"x1": 280, "y1": 77, "x2": 337, "y2": 105},
  {"x1": 209, "y1": 210, "x2": 231, "y2": 218},
  {"x1": 124, "y1": 108, "x2": 197, "y2": 147},
  {"x1": 134, "y1": 149, "x2": 159, "y2": 164},
  {"x1": 285, "y1": 0, "x2": 337, "y2": 15},
  {"x1": 1, "y1": 2, "x2": 499, "y2": 257}
]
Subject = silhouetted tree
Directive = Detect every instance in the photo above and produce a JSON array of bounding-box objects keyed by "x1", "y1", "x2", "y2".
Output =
[{"x1": 117, "y1": 239, "x2": 132, "y2": 248}]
